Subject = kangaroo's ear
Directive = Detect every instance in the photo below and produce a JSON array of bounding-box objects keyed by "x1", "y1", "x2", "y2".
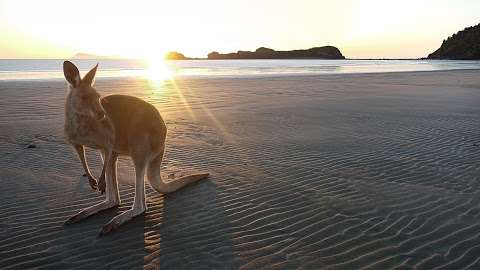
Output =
[
  {"x1": 82, "y1": 63, "x2": 98, "y2": 86},
  {"x1": 63, "y1": 61, "x2": 81, "y2": 88}
]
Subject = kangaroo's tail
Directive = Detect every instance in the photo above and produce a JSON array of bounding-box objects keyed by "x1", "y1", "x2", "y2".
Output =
[{"x1": 146, "y1": 154, "x2": 209, "y2": 194}]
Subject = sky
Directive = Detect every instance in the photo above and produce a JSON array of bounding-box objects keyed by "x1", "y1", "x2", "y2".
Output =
[{"x1": 0, "y1": 0, "x2": 479, "y2": 59}]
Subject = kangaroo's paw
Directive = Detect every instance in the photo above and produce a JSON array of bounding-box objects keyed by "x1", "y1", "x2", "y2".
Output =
[
  {"x1": 87, "y1": 176, "x2": 98, "y2": 191},
  {"x1": 98, "y1": 209, "x2": 145, "y2": 236},
  {"x1": 64, "y1": 200, "x2": 118, "y2": 225},
  {"x1": 98, "y1": 174, "x2": 106, "y2": 194}
]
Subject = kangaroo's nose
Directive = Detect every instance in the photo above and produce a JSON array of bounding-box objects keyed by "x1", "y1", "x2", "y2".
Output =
[{"x1": 96, "y1": 111, "x2": 105, "y2": 120}]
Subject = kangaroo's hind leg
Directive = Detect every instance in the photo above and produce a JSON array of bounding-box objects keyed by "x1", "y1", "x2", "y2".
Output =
[
  {"x1": 99, "y1": 150, "x2": 147, "y2": 236},
  {"x1": 65, "y1": 152, "x2": 120, "y2": 225},
  {"x1": 105, "y1": 151, "x2": 121, "y2": 205},
  {"x1": 98, "y1": 148, "x2": 115, "y2": 195}
]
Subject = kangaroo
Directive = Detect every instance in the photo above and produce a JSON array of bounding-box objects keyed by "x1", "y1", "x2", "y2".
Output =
[
  {"x1": 63, "y1": 62, "x2": 112, "y2": 193},
  {"x1": 63, "y1": 61, "x2": 209, "y2": 235}
]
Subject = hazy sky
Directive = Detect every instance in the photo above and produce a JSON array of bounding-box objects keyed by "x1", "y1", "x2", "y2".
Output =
[{"x1": 0, "y1": 0, "x2": 479, "y2": 59}]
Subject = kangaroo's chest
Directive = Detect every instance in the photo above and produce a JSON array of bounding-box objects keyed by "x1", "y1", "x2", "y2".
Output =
[{"x1": 64, "y1": 113, "x2": 104, "y2": 149}]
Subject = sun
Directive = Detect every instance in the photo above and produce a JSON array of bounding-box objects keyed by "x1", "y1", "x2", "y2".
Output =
[{"x1": 143, "y1": 57, "x2": 174, "y2": 85}]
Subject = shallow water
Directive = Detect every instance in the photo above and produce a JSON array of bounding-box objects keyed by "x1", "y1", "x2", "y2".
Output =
[{"x1": 1, "y1": 59, "x2": 480, "y2": 80}]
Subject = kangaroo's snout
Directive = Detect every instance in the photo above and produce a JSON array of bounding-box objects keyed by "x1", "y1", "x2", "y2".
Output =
[{"x1": 95, "y1": 110, "x2": 106, "y2": 120}]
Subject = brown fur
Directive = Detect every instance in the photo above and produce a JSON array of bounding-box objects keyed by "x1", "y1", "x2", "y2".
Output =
[{"x1": 63, "y1": 61, "x2": 209, "y2": 235}]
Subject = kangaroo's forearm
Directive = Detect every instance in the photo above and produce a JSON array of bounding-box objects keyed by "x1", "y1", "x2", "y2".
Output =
[
  {"x1": 74, "y1": 145, "x2": 94, "y2": 177},
  {"x1": 74, "y1": 144, "x2": 98, "y2": 190}
]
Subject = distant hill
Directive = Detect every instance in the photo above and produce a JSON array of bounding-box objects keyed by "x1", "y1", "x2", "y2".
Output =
[
  {"x1": 73, "y1": 52, "x2": 190, "y2": 60},
  {"x1": 71, "y1": 53, "x2": 118, "y2": 59},
  {"x1": 207, "y1": 46, "x2": 345, "y2": 60},
  {"x1": 428, "y1": 23, "x2": 480, "y2": 60}
]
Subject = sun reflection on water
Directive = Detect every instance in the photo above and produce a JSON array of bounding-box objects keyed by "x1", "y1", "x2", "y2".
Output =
[{"x1": 143, "y1": 58, "x2": 174, "y2": 87}]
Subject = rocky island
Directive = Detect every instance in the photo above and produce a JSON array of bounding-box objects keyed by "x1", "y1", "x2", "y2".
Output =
[
  {"x1": 428, "y1": 23, "x2": 480, "y2": 60},
  {"x1": 207, "y1": 46, "x2": 345, "y2": 59},
  {"x1": 164, "y1": 51, "x2": 188, "y2": 60}
]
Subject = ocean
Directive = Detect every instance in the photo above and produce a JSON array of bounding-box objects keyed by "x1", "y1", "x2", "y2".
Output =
[{"x1": 0, "y1": 59, "x2": 479, "y2": 81}]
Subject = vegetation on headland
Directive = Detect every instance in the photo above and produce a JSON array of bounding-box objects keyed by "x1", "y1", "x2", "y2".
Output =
[{"x1": 427, "y1": 23, "x2": 480, "y2": 60}]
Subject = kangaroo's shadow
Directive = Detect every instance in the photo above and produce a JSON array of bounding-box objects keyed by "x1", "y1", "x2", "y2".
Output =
[
  {"x1": 62, "y1": 184, "x2": 147, "y2": 270},
  {"x1": 63, "y1": 175, "x2": 236, "y2": 270},
  {"x1": 143, "y1": 177, "x2": 237, "y2": 270}
]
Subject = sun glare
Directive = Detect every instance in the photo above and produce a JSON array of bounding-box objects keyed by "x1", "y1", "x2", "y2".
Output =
[{"x1": 144, "y1": 58, "x2": 174, "y2": 86}]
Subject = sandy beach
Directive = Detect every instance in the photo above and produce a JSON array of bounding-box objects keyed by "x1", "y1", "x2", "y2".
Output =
[{"x1": 1, "y1": 70, "x2": 480, "y2": 269}]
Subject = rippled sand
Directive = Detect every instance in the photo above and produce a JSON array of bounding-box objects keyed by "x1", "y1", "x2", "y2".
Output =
[{"x1": 1, "y1": 70, "x2": 480, "y2": 269}]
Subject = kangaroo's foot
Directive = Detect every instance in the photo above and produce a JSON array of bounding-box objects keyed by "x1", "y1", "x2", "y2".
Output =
[
  {"x1": 99, "y1": 208, "x2": 145, "y2": 236},
  {"x1": 64, "y1": 200, "x2": 119, "y2": 225}
]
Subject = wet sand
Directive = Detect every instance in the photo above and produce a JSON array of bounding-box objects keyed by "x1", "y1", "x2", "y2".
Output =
[{"x1": 1, "y1": 70, "x2": 480, "y2": 269}]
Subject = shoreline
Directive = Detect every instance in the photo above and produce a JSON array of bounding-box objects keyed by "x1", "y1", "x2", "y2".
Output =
[{"x1": 1, "y1": 67, "x2": 480, "y2": 82}]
